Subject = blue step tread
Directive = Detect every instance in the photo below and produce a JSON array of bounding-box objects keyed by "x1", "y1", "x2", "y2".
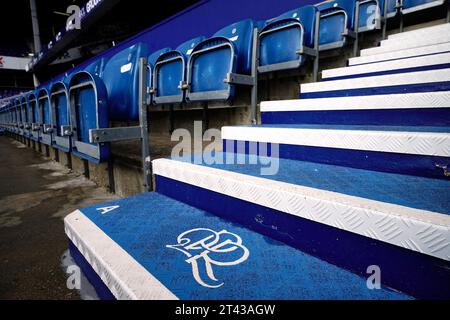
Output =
[
  {"x1": 172, "y1": 153, "x2": 450, "y2": 215},
  {"x1": 69, "y1": 192, "x2": 410, "y2": 300}
]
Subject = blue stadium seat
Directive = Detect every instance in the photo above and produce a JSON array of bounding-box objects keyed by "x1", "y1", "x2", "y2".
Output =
[
  {"x1": 102, "y1": 43, "x2": 149, "y2": 120},
  {"x1": 402, "y1": 0, "x2": 446, "y2": 14},
  {"x1": 12, "y1": 99, "x2": 20, "y2": 134},
  {"x1": 37, "y1": 87, "x2": 53, "y2": 145},
  {"x1": 147, "y1": 47, "x2": 171, "y2": 104},
  {"x1": 152, "y1": 37, "x2": 205, "y2": 104},
  {"x1": 258, "y1": 6, "x2": 317, "y2": 73},
  {"x1": 19, "y1": 96, "x2": 30, "y2": 137},
  {"x1": 27, "y1": 92, "x2": 40, "y2": 141},
  {"x1": 68, "y1": 42, "x2": 149, "y2": 162},
  {"x1": 50, "y1": 81, "x2": 71, "y2": 152},
  {"x1": 315, "y1": 0, "x2": 357, "y2": 51},
  {"x1": 186, "y1": 19, "x2": 258, "y2": 102},
  {"x1": 68, "y1": 71, "x2": 109, "y2": 163}
]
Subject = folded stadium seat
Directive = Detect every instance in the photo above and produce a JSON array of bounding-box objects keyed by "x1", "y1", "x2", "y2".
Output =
[
  {"x1": 37, "y1": 87, "x2": 53, "y2": 145},
  {"x1": 152, "y1": 37, "x2": 205, "y2": 104},
  {"x1": 258, "y1": 6, "x2": 317, "y2": 73},
  {"x1": 50, "y1": 81, "x2": 71, "y2": 152},
  {"x1": 68, "y1": 42, "x2": 149, "y2": 163},
  {"x1": 146, "y1": 47, "x2": 171, "y2": 104},
  {"x1": 27, "y1": 92, "x2": 40, "y2": 141},
  {"x1": 14, "y1": 97, "x2": 24, "y2": 137},
  {"x1": 185, "y1": 19, "x2": 258, "y2": 102},
  {"x1": 356, "y1": 0, "x2": 395, "y2": 32},
  {"x1": 315, "y1": 0, "x2": 357, "y2": 51},
  {"x1": 401, "y1": 0, "x2": 448, "y2": 15},
  {"x1": 19, "y1": 95, "x2": 30, "y2": 138}
]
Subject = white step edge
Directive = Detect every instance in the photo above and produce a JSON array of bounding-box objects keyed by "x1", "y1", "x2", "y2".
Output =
[
  {"x1": 387, "y1": 23, "x2": 450, "y2": 41},
  {"x1": 261, "y1": 91, "x2": 450, "y2": 112},
  {"x1": 324, "y1": 52, "x2": 450, "y2": 79},
  {"x1": 361, "y1": 34, "x2": 450, "y2": 57},
  {"x1": 64, "y1": 210, "x2": 178, "y2": 300},
  {"x1": 300, "y1": 68, "x2": 450, "y2": 94},
  {"x1": 349, "y1": 42, "x2": 450, "y2": 66},
  {"x1": 153, "y1": 158, "x2": 450, "y2": 262},
  {"x1": 221, "y1": 126, "x2": 450, "y2": 157}
]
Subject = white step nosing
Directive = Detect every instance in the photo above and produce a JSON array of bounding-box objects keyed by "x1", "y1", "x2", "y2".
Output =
[
  {"x1": 323, "y1": 52, "x2": 450, "y2": 79},
  {"x1": 153, "y1": 158, "x2": 450, "y2": 262},
  {"x1": 301, "y1": 68, "x2": 450, "y2": 93},
  {"x1": 349, "y1": 42, "x2": 450, "y2": 66},
  {"x1": 381, "y1": 32, "x2": 450, "y2": 48},
  {"x1": 261, "y1": 91, "x2": 450, "y2": 112},
  {"x1": 64, "y1": 210, "x2": 178, "y2": 300},
  {"x1": 361, "y1": 35, "x2": 450, "y2": 57},
  {"x1": 221, "y1": 126, "x2": 450, "y2": 157},
  {"x1": 387, "y1": 23, "x2": 450, "y2": 41}
]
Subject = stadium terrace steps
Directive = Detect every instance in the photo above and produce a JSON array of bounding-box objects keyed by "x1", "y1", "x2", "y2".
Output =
[
  {"x1": 64, "y1": 193, "x2": 411, "y2": 300},
  {"x1": 361, "y1": 33, "x2": 450, "y2": 57},
  {"x1": 300, "y1": 68, "x2": 450, "y2": 98},
  {"x1": 322, "y1": 51, "x2": 450, "y2": 80},
  {"x1": 152, "y1": 156, "x2": 450, "y2": 299},
  {"x1": 348, "y1": 42, "x2": 450, "y2": 66},
  {"x1": 60, "y1": 18, "x2": 450, "y2": 300},
  {"x1": 260, "y1": 91, "x2": 450, "y2": 126}
]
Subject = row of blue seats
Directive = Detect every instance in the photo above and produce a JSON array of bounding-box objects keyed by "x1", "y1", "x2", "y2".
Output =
[{"x1": 0, "y1": 0, "x2": 446, "y2": 163}]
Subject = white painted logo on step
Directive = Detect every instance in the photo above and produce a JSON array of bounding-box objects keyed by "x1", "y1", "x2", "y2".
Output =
[{"x1": 167, "y1": 228, "x2": 249, "y2": 288}]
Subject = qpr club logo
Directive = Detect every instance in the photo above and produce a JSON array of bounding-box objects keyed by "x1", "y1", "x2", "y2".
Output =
[{"x1": 166, "y1": 228, "x2": 249, "y2": 288}]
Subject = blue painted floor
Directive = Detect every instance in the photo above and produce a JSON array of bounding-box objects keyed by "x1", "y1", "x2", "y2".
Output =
[
  {"x1": 78, "y1": 193, "x2": 411, "y2": 300},
  {"x1": 173, "y1": 153, "x2": 450, "y2": 215}
]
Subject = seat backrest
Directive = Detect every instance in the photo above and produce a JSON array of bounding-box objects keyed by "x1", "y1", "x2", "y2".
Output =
[
  {"x1": 317, "y1": 0, "x2": 356, "y2": 30},
  {"x1": 26, "y1": 92, "x2": 37, "y2": 123},
  {"x1": 153, "y1": 37, "x2": 205, "y2": 100},
  {"x1": 37, "y1": 88, "x2": 51, "y2": 125},
  {"x1": 102, "y1": 42, "x2": 149, "y2": 121},
  {"x1": 50, "y1": 82, "x2": 69, "y2": 136},
  {"x1": 211, "y1": 19, "x2": 257, "y2": 74}
]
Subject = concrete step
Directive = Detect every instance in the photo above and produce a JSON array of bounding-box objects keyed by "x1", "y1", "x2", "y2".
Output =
[
  {"x1": 322, "y1": 52, "x2": 450, "y2": 80},
  {"x1": 349, "y1": 42, "x2": 450, "y2": 66},
  {"x1": 221, "y1": 125, "x2": 450, "y2": 179},
  {"x1": 153, "y1": 156, "x2": 450, "y2": 299},
  {"x1": 300, "y1": 68, "x2": 450, "y2": 98},
  {"x1": 361, "y1": 35, "x2": 450, "y2": 57},
  {"x1": 261, "y1": 91, "x2": 450, "y2": 127},
  {"x1": 64, "y1": 192, "x2": 410, "y2": 300}
]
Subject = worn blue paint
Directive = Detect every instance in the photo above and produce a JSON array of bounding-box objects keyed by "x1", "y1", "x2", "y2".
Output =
[
  {"x1": 223, "y1": 138, "x2": 450, "y2": 180},
  {"x1": 261, "y1": 107, "x2": 450, "y2": 127},
  {"x1": 74, "y1": 192, "x2": 410, "y2": 300}
]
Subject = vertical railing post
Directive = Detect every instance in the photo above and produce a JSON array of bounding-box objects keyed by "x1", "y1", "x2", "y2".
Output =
[
  {"x1": 313, "y1": 10, "x2": 321, "y2": 83},
  {"x1": 251, "y1": 27, "x2": 259, "y2": 125},
  {"x1": 139, "y1": 58, "x2": 152, "y2": 192},
  {"x1": 353, "y1": 1, "x2": 360, "y2": 57}
]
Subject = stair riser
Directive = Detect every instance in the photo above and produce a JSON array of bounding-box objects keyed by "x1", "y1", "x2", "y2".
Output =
[
  {"x1": 322, "y1": 63, "x2": 450, "y2": 81},
  {"x1": 222, "y1": 139, "x2": 450, "y2": 180},
  {"x1": 301, "y1": 81, "x2": 450, "y2": 98},
  {"x1": 155, "y1": 175, "x2": 450, "y2": 300},
  {"x1": 261, "y1": 108, "x2": 450, "y2": 127}
]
